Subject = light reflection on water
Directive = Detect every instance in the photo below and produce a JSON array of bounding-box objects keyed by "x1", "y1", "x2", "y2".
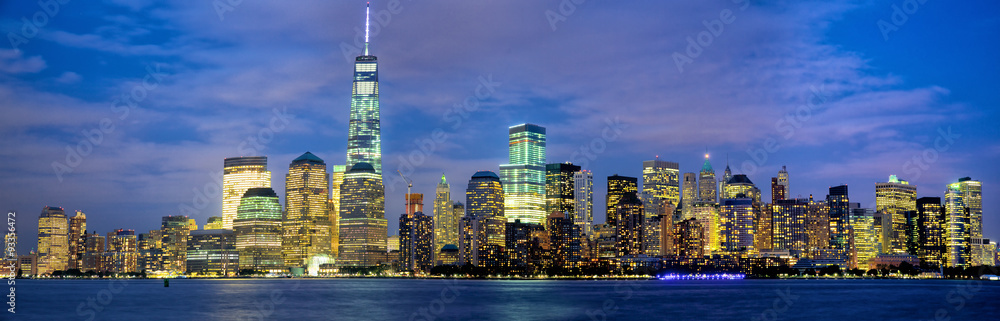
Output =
[{"x1": 12, "y1": 278, "x2": 1000, "y2": 320}]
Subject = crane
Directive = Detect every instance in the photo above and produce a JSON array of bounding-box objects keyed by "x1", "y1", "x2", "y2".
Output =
[{"x1": 396, "y1": 170, "x2": 413, "y2": 215}]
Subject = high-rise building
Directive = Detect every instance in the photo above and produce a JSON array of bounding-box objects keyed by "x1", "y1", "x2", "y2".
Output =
[
  {"x1": 36, "y1": 206, "x2": 68, "y2": 275},
  {"x1": 573, "y1": 170, "x2": 594, "y2": 239},
  {"x1": 222, "y1": 156, "x2": 272, "y2": 230},
  {"x1": 720, "y1": 162, "x2": 733, "y2": 202},
  {"x1": 720, "y1": 198, "x2": 755, "y2": 254},
  {"x1": 338, "y1": 163, "x2": 387, "y2": 267},
  {"x1": 675, "y1": 218, "x2": 705, "y2": 259},
  {"x1": 405, "y1": 194, "x2": 424, "y2": 216},
  {"x1": 806, "y1": 197, "x2": 830, "y2": 251},
  {"x1": 771, "y1": 199, "x2": 809, "y2": 252},
  {"x1": 234, "y1": 187, "x2": 284, "y2": 273},
  {"x1": 399, "y1": 211, "x2": 434, "y2": 273},
  {"x1": 642, "y1": 158, "x2": 680, "y2": 210},
  {"x1": 827, "y1": 185, "x2": 850, "y2": 255},
  {"x1": 81, "y1": 232, "x2": 105, "y2": 272},
  {"x1": 460, "y1": 171, "x2": 506, "y2": 270},
  {"x1": 161, "y1": 215, "x2": 191, "y2": 274},
  {"x1": 346, "y1": 4, "x2": 382, "y2": 175},
  {"x1": 434, "y1": 174, "x2": 458, "y2": 255},
  {"x1": 917, "y1": 197, "x2": 945, "y2": 268},
  {"x1": 329, "y1": 164, "x2": 346, "y2": 258},
  {"x1": 777, "y1": 166, "x2": 789, "y2": 198},
  {"x1": 68, "y1": 211, "x2": 86, "y2": 270},
  {"x1": 876, "y1": 175, "x2": 917, "y2": 254},
  {"x1": 944, "y1": 183, "x2": 970, "y2": 268},
  {"x1": 614, "y1": 193, "x2": 645, "y2": 258},
  {"x1": 681, "y1": 172, "x2": 698, "y2": 220},
  {"x1": 500, "y1": 124, "x2": 547, "y2": 225},
  {"x1": 698, "y1": 154, "x2": 717, "y2": 204},
  {"x1": 691, "y1": 202, "x2": 720, "y2": 254},
  {"x1": 722, "y1": 175, "x2": 761, "y2": 204},
  {"x1": 606, "y1": 175, "x2": 638, "y2": 227},
  {"x1": 186, "y1": 229, "x2": 237, "y2": 276},
  {"x1": 771, "y1": 177, "x2": 786, "y2": 204},
  {"x1": 849, "y1": 208, "x2": 879, "y2": 269},
  {"x1": 546, "y1": 162, "x2": 580, "y2": 218},
  {"x1": 957, "y1": 177, "x2": 982, "y2": 239},
  {"x1": 104, "y1": 229, "x2": 138, "y2": 274},
  {"x1": 283, "y1": 152, "x2": 332, "y2": 269},
  {"x1": 204, "y1": 216, "x2": 224, "y2": 230},
  {"x1": 504, "y1": 220, "x2": 546, "y2": 275},
  {"x1": 547, "y1": 211, "x2": 582, "y2": 269}
]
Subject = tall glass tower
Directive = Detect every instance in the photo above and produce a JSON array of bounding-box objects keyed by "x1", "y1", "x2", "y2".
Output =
[
  {"x1": 222, "y1": 156, "x2": 271, "y2": 230},
  {"x1": 338, "y1": 163, "x2": 387, "y2": 267},
  {"x1": 283, "y1": 152, "x2": 331, "y2": 268},
  {"x1": 347, "y1": 4, "x2": 382, "y2": 175},
  {"x1": 500, "y1": 124, "x2": 547, "y2": 225}
]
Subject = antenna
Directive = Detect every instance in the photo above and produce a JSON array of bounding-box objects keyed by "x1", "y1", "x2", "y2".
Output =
[
  {"x1": 364, "y1": 2, "x2": 371, "y2": 55},
  {"x1": 397, "y1": 169, "x2": 413, "y2": 215}
]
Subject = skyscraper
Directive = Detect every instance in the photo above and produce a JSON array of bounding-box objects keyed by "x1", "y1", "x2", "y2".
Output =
[
  {"x1": 720, "y1": 198, "x2": 755, "y2": 254},
  {"x1": 642, "y1": 158, "x2": 680, "y2": 210},
  {"x1": 234, "y1": 187, "x2": 284, "y2": 273},
  {"x1": 68, "y1": 211, "x2": 86, "y2": 270},
  {"x1": 104, "y1": 229, "x2": 138, "y2": 274},
  {"x1": 346, "y1": 4, "x2": 382, "y2": 175},
  {"x1": 186, "y1": 229, "x2": 237, "y2": 277},
  {"x1": 433, "y1": 174, "x2": 458, "y2": 255},
  {"x1": 957, "y1": 177, "x2": 982, "y2": 238},
  {"x1": 329, "y1": 164, "x2": 346, "y2": 258},
  {"x1": 876, "y1": 175, "x2": 917, "y2": 254},
  {"x1": 681, "y1": 172, "x2": 698, "y2": 220},
  {"x1": 777, "y1": 166, "x2": 789, "y2": 198},
  {"x1": 461, "y1": 171, "x2": 506, "y2": 270},
  {"x1": 944, "y1": 183, "x2": 970, "y2": 268},
  {"x1": 161, "y1": 215, "x2": 190, "y2": 274},
  {"x1": 283, "y1": 152, "x2": 332, "y2": 268},
  {"x1": 223, "y1": 156, "x2": 272, "y2": 230},
  {"x1": 691, "y1": 202, "x2": 720, "y2": 254},
  {"x1": 849, "y1": 207, "x2": 879, "y2": 269},
  {"x1": 399, "y1": 211, "x2": 434, "y2": 273},
  {"x1": 771, "y1": 177, "x2": 786, "y2": 204},
  {"x1": 338, "y1": 163, "x2": 387, "y2": 267},
  {"x1": 573, "y1": 170, "x2": 594, "y2": 239},
  {"x1": 36, "y1": 206, "x2": 68, "y2": 275},
  {"x1": 827, "y1": 185, "x2": 850, "y2": 255},
  {"x1": 546, "y1": 162, "x2": 580, "y2": 218},
  {"x1": 917, "y1": 197, "x2": 945, "y2": 268},
  {"x1": 771, "y1": 199, "x2": 809, "y2": 252},
  {"x1": 614, "y1": 193, "x2": 645, "y2": 258},
  {"x1": 699, "y1": 154, "x2": 717, "y2": 204},
  {"x1": 606, "y1": 175, "x2": 638, "y2": 227},
  {"x1": 500, "y1": 124, "x2": 547, "y2": 225}
]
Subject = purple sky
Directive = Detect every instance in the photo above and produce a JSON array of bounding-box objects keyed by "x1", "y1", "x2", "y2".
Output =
[{"x1": 1, "y1": 0, "x2": 998, "y2": 255}]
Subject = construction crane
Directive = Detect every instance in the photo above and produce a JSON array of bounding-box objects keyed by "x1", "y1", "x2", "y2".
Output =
[{"x1": 396, "y1": 169, "x2": 413, "y2": 215}]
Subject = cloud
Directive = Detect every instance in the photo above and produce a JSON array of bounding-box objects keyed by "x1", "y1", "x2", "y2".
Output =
[
  {"x1": 0, "y1": 49, "x2": 46, "y2": 74},
  {"x1": 54, "y1": 71, "x2": 81, "y2": 84}
]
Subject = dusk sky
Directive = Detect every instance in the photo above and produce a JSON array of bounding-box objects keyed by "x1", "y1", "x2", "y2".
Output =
[{"x1": 2, "y1": 0, "x2": 998, "y2": 255}]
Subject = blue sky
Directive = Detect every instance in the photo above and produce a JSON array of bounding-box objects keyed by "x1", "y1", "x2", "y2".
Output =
[{"x1": 1, "y1": 0, "x2": 998, "y2": 255}]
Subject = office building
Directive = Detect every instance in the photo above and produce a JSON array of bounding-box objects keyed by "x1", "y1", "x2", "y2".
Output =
[
  {"x1": 222, "y1": 156, "x2": 272, "y2": 230},
  {"x1": 500, "y1": 124, "x2": 547, "y2": 225}
]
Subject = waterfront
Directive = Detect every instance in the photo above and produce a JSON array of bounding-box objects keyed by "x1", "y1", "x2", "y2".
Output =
[{"x1": 13, "y1": 278, "x2": 1000, "y2": 320}]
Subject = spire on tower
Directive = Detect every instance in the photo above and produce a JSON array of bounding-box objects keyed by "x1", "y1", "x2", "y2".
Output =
[{"x1": 364, "y1": 2, "x2": 371, "y2": 55}]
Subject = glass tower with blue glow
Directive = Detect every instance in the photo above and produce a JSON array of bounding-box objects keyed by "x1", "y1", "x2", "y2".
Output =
[
  {"x1": 347, "y1": 4, "x2": 382, "y2": 175},
  {"x1": 500, "y1": 124, "x2": 547, "y2": 225}
]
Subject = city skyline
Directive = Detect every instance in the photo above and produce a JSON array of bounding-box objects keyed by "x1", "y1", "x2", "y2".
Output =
[{"x1": 2, "y1": 1, "x2": 999, "y2": 257}]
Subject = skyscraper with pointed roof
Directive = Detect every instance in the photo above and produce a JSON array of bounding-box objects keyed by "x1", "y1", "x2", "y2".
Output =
[
  {"x1": 433, "y1": 174, "x2": 459, "y2": 255},
  {"x1": 698, "y1": 154, "x2": 717, "y2": 204},
  {"x1": 347, "y1": 3, "x2": 382, "y2": 175}
]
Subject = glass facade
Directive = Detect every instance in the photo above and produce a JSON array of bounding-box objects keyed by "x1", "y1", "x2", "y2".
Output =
[
  {"x1": 399, "y1": 211, "x2": 434, "y2": 273},
  {"x1": 642, "y1": 159, "x2": 680, "y2": 211},
  {"x1": 347, "y1": 53, "x2": 382, "y2": 175},
  {"x1": 222, "y1": 156, "x2": 271, "y2": 230},
  {"x1": 283, "y1": 152, "x2": 331, "y2": 268},
  {"x1": 875, "y1": 176, "x2": 917, "y2": 254},
  {"x1": 573, "y1": 170, "x2": 593, "y2": 239},
  {"x1": 329, "y1": 164, "x2": 346, "y2": 258},
  {"x1": 186, "y1": 229, "x2": 237, "y2": 276},
  {"x1": 698, "y1": 155, "x2": 717, "y2": 204},
  {"x1": 338, "y1": 163, "x2": 387, "y2": 267},
  {"x1": 234, "y1": 187, "x2": 284, "y2": 273},
  {"x1": 545, "y1": 162, "x2": 580, "y2": 218},
  {"x1": 944, "y1": 183, "x2": 969, "y2": 268},
  {"x1": 606, "y1": 175, "x2": 638, "y2": 226},
  {"x1": 500, "y1": 124, "x2": 547, "y2": 225},
  {"x1": 433, "y1": 174, "x2": 458, "y2": 255},
  {"x1": 36, "y1": 206, "x2": 68, "y2": 275}
]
